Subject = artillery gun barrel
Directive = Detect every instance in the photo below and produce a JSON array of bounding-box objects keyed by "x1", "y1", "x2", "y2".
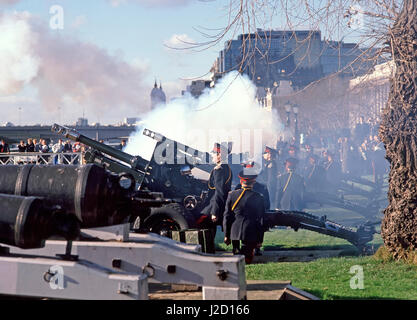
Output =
[
  {"x1": 0, "y1": 164, "x2": 150, "y2": 228},
  {"x1": 0, "y1": 193, "x2": 80, "y2": 249},
  {"x1": 0, "y1": 164, "x2": 175, "y2": 229},
  {"x1": 51, "y1": 123, "x2": 148, "y2": 171}
]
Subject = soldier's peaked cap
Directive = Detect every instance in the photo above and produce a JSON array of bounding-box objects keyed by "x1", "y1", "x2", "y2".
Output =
[
  {"x1": 238, "y1": 161, "x2": 259, "y2": 180},
  {"x1": 264, "y1": 146, "x2": 277, "y2": 155}
]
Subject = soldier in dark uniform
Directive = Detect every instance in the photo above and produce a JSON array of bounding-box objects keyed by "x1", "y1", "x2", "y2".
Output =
[
  {"x1": 223, "y1": 163, "x2": 265, "y2": 264},
  {"x1": 286, "y1": 145, "x2": 299, "y2": 160},
  {"x1": 303, "y1": 154, "x2": 327, "y2": 193},
  {"x1": 200, "y1": 142, "x2": 233, "y2": 237},
  {"x1": 300, "y1": 143, "x2": 314, "y2": 175},
  {"x1": 257, "y1": 146, "x2": 278, "y2": 209},
  {"x1": 235, "y1": 180, "x2": 270, "y2": 210},
  {"x1": 235, "y1": 161, "x2": 270, "y2": 257},
  {"x1": 275, "y1": 158, "x2": 305, "y2": 211},
  {"x1": 323, "y1": 151, "x2": 343, "y2": 192}
]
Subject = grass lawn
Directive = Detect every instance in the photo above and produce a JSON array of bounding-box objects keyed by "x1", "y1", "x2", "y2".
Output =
[
  {"x1": 246, "y1": 256, "x2": 417, "y2": 300},
  {"x1": 215, "y1": 228, "x2": 417, "y2": 299}
]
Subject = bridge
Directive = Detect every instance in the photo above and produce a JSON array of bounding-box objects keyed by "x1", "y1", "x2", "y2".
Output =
[{"x1": 0, "y1": 125, "x2": 137, "y2": 143}]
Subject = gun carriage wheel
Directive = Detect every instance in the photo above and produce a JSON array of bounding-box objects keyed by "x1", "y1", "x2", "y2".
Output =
[{"x1": 141, "y1": 203, "x2": 190, "y2": 237}]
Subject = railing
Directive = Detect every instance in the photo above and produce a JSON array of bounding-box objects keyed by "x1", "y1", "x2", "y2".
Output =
[{"x1": 0, "y1": 152, "x2": 83, "y2": 165}]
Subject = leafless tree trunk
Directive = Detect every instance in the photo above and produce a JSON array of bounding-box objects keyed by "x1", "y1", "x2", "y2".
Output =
[{"x1": 379, "y1": 0, "x2": 417, "y2": 259}]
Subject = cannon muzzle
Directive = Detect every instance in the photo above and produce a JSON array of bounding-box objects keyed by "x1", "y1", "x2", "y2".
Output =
[
  {"x1": 0, "y1": 193, "x2": 80, "y2": 249},
  {"x1": 0, "y1": 164, "x2": 159, "y2": 228}
]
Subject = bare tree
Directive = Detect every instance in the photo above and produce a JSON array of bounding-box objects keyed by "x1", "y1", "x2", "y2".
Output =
[
  {"x1": 379, "y1": 0, "x2": 417, "y2": 260},
  {"x1": 193, "y1": 0, "x2": 417, "y2": 260}
]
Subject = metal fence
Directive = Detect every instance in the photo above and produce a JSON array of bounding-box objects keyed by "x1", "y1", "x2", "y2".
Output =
[{"x1": 0, "y1": 152, "x2": 83, "y2": 165}]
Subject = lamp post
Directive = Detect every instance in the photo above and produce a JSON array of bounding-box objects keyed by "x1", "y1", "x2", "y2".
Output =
[
  {"x1": 58, "y1": 106, "x2": 62, "y2": 125},
  {"x1": 18, "y1": 106, "x2": 22, "y2": 126},
  {"x1": 293, "y1": 104, "x2": 299, "y2": 146},
  {"x1": 284, "y1": 102, "x2": 291, "y2": 127},
  {"x1": 256, "y1": 76, "x2": 265, "y2": 107}
]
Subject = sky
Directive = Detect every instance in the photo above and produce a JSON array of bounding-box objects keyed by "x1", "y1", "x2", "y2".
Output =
[
  {"x1": 0, "y1": 0, "x2": 369, "y2": 126},
  {"x1": 0, "y1": 0, "x2": 233, "y2": 125}
]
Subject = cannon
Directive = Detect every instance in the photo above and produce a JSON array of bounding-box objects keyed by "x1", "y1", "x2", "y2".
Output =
[
  {"x1": 51, "y1": 124, "x2": 232, "y2": 234},
  {"x1": 0, "y1": 193, "x2": 80, "y2": 249},
  {"x1": 0, "y1": 163, "x2": 173, "y2": 229},
  {"x1": 264, "y1": 209, "x2": 378, "y2": 250},
  {"x1": 303, "y1": 191, "x2": 383, "y2": 220}
]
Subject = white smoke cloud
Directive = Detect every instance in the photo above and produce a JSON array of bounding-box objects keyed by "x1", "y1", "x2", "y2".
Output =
[
  {"x1": 0, "y1": 12, "x2": 40, "y2": 94},
  {"x1": 0, "y1": 12, "x2": 149, "y2": 123},
  {"x1": 125, "y1": 71, "x2": 283, "y2": 162}
]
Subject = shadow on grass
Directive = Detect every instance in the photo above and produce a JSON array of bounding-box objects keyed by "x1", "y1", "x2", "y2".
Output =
[
  {"x1": 263, "y1": 244, "x2": 356, "y2": 251},
  {"x1": 263, "y1": 243, "x2": 382, "y2": 257},
  {"x1": 307, "y1": 289, "x2": 401, "y2": 300}
]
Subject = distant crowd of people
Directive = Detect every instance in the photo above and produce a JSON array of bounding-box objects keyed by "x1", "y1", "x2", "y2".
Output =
[
  {"x1": 0, "y1": 138, "x2": 127, "y2": 155},
  {"x1": 0, "y1": 138, "x2": 82, "y2": 154},
  {"x1": 257, "y1": 116, "x2": 389, "y2": 211},
  {"x1": 0, "y1": 137, "x2": 127, "y2": 165}
]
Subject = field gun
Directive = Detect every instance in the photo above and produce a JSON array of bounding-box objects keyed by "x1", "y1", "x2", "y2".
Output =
[
  {"x1": 51, "y1": 124, "x2": 245, "y2": 234},
  {"x1": 51, "y1": 124, "x2": 207, "y2": 234},
  {"x1": 142, "y1": 127, "x2": 247, "y2": 204},
  {"x1": 265, "y1": 209, "x2": 378, "y2": 249}
]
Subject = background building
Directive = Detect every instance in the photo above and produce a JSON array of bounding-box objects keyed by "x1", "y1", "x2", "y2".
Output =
[
  {"x1": 76, "y1": 118, "x2": 89, "y2": 127},
  {"x1": 150, "y1": 81, "x2": 166, "y2": 110},
  {"x1": 271, "y1": 61, "x2": 393, "y2": 139},
  {"x1": 214, "y1": 30, "x2": 378, "y2": 90},
  {"x1": 182, "y1": 80, "x2": 213, "y2": 98},
  {"x1": 347, "y1": 61, "x2": 393, "y2": 126}
]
